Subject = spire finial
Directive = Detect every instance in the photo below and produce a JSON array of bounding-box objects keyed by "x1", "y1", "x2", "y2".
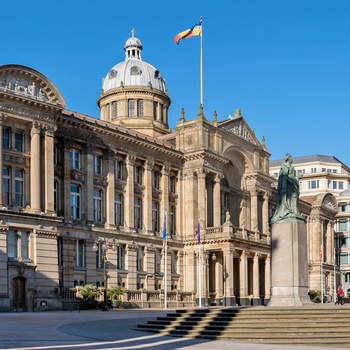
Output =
[{"x1": 131, "y1": 28, "x2": 135, "y2": 37}]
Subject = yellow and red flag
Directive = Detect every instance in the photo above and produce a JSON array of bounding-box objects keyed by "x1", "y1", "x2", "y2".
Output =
[{"x1": 174, "y1": 18, "x2": 202, "y2": 44}]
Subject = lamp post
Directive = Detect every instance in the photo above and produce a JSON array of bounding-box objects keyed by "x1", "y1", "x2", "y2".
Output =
[
  {"x1": 92, "y1": 238, "x2": 117, "y2": 311},
  {"x1": 204, "y1": 251, "x2": 216, "y2": 307}
]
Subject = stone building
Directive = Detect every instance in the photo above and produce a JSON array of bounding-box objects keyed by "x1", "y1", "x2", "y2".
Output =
[{"x1": 0, "y1": 31, "x2": 334, "y2": 311}]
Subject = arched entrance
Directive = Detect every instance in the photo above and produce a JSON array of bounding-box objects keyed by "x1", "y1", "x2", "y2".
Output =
[{"x1": 12, "y1": 277, "x2": 26, "y2": 311}]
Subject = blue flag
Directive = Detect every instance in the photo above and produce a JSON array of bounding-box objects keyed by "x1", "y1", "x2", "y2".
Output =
[
  {"x1": 162, "y1": 211, "x2": 167, "y2": 244},
  {"x1": 197, "y1": 219, "x2": 200, "y2": 245}
]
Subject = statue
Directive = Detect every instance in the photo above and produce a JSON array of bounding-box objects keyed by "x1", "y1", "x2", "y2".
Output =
[{"x1": 270, "y1": 153, "x2": 304, "y2": 224}]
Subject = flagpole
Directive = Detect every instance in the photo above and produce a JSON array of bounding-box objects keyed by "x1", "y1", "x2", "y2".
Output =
[
  {"x1": 197, "y1": 218, "x2": 202, "y2": 308},
  {"x1": 163, "y1": 210, "x2": 168, "y2": 310},
  {"x1": 200, "y1": 16, "x2": 203, "y2": 106}
]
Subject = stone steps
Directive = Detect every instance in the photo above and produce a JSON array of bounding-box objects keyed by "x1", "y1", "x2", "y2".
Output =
[{"x1": 135, "y1": 306, "x2": 350, "y2": 347}]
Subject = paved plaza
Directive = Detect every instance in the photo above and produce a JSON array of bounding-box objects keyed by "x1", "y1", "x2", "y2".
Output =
[{"x1": 0, "y1": 308, "x2": 348, "y2": 350}]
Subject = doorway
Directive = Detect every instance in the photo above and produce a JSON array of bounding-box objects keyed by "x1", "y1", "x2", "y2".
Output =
[{"x1": 13, "y1": 277, "x2": 26, "y2": 311}]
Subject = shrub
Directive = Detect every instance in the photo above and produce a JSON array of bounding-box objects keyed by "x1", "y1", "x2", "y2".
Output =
[{"x1": 80, "y1": 284, "x2": 101, "y2": 301}]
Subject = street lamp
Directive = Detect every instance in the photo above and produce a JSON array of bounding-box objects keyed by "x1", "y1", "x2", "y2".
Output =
[
  {"x1": 92, "y1": 238, "x2": 117, "y2": 311},
  {"x1": 204, "y1": 251, "x2": 216, "y2": 306}
]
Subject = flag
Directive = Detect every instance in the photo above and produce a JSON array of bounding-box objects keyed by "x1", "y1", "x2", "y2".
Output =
[
  {"x1": 174, "y1": 17, "x2": 202, "y2": 44},
  {"x1": 320, "y1": 246, "x2": 322, "y2": 259},
  {"x1": 162, "y1": 211, "x2": 167, "y2": 246},
  {"x1": 197, "y1": 219, "x2": 201, "y2": 245}
]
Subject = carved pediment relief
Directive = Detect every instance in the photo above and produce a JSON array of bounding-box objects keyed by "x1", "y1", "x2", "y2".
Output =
[
  {"x1": 0, "y1": 64, "x2": 66, "y2": 107},
  {"x1": 221, "y1": 119, "x2": 257, "y2": 145}
]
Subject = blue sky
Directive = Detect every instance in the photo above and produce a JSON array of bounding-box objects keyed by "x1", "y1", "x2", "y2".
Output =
[{"x1": 2, "y1": 1, "x2": 350, "y2": 165}]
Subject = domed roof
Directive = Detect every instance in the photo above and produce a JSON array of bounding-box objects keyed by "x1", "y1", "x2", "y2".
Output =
[{"x1": 102, "y1": 30, "x2": 167, "y2": 93}]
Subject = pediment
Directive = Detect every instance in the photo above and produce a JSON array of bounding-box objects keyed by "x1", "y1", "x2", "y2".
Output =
[
  {"x1": 219, "y1": 112, "x2": 259, "y2": 146},
  {"x1": 0, "y1": 64, "x2": 66, "y2": 107}
]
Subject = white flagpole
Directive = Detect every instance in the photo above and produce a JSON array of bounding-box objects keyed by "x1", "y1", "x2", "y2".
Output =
[
  {"x1": 198, "y1": 243, "x2": 202, "y2": 308},
  {"x1": 164, "y1": 240, "x2": 167, "y2": 309},
  {"x1": 200, "y1": 16, "x2": 203, "y2": 106}
]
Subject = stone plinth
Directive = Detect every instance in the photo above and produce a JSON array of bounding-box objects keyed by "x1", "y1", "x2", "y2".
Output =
[{"x1": 268, "y1": 221, "x2": 311, "y2": 306}]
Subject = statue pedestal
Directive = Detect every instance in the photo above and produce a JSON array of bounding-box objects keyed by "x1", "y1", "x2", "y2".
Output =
[{"x1": 268, "y1": 221, "x2": 311, "y2": 306}]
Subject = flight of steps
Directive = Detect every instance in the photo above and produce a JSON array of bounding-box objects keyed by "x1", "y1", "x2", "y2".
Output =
[{"x1": 135, "y1": 306, "x2": 350, "y2": 347}]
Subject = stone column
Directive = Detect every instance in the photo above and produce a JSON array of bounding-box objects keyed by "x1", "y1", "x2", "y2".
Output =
[
  {"x1": 184, "y1": 171, "x2": 196, "y2": 240},
  {"x1": 265, "y1": 254, "x2": 271, "y2": 300},
  {"x1": 105, "y1": 150, "x2": 115, "y2": 228},
  {"x1": 145, "y1": 246, "x2": 155, "y2": 290},
  {"x1": 239, "y1": 250, "x2": 249, "y2": 306},
  {"x1": 223, "y1": 248, "x2": 236, "y2": 306},
  {"x1": 124, "y1": 154, "x2": 135, "y2": 229},
  {"x1": 262, "y1": 192, "x2": 269, "y2": 234},
  {"x1": 197, "y1": 170, "x2": 206, "y2": 229},
  {"x1": 44, "y1": 127, "x2": 55, "y2": 214},
  {"x1": 30, "y1": 122, "x2": 41, "y2": 211},
  {"x1": 252, "y1": 253, "x2": 261, "y2": 305},
  {"x1": 250, "y1": 189, "x2": 258, "y2": 231},
  {"x1": 326, "y1": 222, "x2": 333, "y2": 265},
  {"x1": 0, "y1": 115, "x2": 4, "y2": 207},
  {"x1": 126, "y1": 244, "x2": 137, "y2": 290},
  {"x1": 143, "y1": 158, "x2": 153, "y2": 233},
  {"x1": 213, "y1": 174, "x2": 221, "y2": 227},
  {"x1": 62, "y1": 139, "x2": 71, "y2": 219}
]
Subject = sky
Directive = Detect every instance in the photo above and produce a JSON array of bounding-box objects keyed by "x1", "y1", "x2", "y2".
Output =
[{"x1": 2, "y1": 1, "x2": 350, "y2": 165}]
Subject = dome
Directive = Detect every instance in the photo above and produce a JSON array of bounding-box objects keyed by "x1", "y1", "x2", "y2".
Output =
[{"x1": 102, "y1": 30, "x2": 167, "y2": 93}]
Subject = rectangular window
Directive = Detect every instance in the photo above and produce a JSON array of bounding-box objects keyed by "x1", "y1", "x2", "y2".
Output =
[
  {"x1": 117, "y1": 245, "x2": 126, "y2": 270},
  {"x1": 134, "y1": 197, "x2": 142, "y2": 229},
  {"x1": 57, "y1": 237, "x2": 63, "y2": 266},
  {"x1": 15, "y1": 169, "x2": 24, "y2": 207},
  {"x1": 152, "y1": 201, "x2": 160, "y2": 232},
  {"x1": 169, "y1": 176, "x2": 176, "y2": 194},
  {"x1": 333, "y1": 181, "x2": 337, "y2": 190},
  {"x1": 3, "y1": 167, "x2": 10, "y2": 206},
  {"x1": 114, "y1": 160, "x2": 124, "y2": 180},
  {"x1": 7, "y1": 230, "x2": 18, "y2": 259},
  {"x1": 308, "y1": 180, "x2": 319, "y2": 189},
  {"x1": 340, "y1": 253, "x2": 348, "y2": 265},
  {"x1": 75, "y1": 240, "x2": 85, "y2": 268},
  {"x1": 93, "y1": 189, "x2": 103, "y2": 223},
  {"x1": 170, "y1": 205, "x2": 176, "y2": 235},
  {"x1": 128, "y1": 99, "x2": 135, "y2": 117},
  {"x1": 93, "y1": 155, "x2": 102, "y2": 175},
  {"x1": 311, "y1": 167, "x2": 317, "y2": 173},
  {"x1": 14, "y1": 131, "x2": 24, "y2": 152},
  {"x1": 3, "y1": 127, "x2": 10, "y2": 150},
  {"x1": 134, "y1": 166, "x2": 143, "y2": 185},
  {"x1": 339, "y1": 220, "x2": 349, "y2": 231},
  {"x1": 153, "y1": 102, "x2": 158, "y2": 120},
  {"x1": 70, "y1": 184, "x2": 81, "y2": 219},
  {"x1": 345, "y1": 273, "x2": 350, "y2": 283},
  {"x1": 96, "y1": 242, "x2": 104, "y2": 269},
  {"x1": 54, "y1": 144, "x2": 58, "y2": 165},
  {"x1": 137, "y1": 100, "x2": 143, "y2": 117},
  {"x1": 70, "y1": 149, "x2": 81, "y2": 170},
  {"x1": 54, "y1": 180, "x2": 59, "y2": 212},
  {"x1": 160, "y1": 104, "x2": 164, "y2": 122},
  {"x1": 339, "y1": 203, "x2": 350, "y2": 212},
  {"x1": 152, "y1": 171, "x2": 160, "y2": 189},
  {"x1": 339, "y1": 182, "x2": 344, "y2": 190},
  {"x1": 136, "y1": 247, "x2": 144, "y2": 271},
  {"x1": 112, "y1": 101, "x2": 118, "y2": 119},
  {"x1": 114, "y1": 193, "x2": 124, "y2": 226},
  {"x1": 21, "y1": 232, "x2": 29, "y2": 260}
]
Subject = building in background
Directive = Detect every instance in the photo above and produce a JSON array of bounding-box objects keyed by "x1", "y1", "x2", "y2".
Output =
[
  {"x1": 0, "y1": 32, "x2": 337, "y2": 311},
  {"x1": 270, "y1": 155, "x2": 349, "y2": 297}
]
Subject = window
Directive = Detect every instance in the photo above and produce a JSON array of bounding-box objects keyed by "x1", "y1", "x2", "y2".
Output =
[
  {"x1": 311, "y1": 167, "x2": 317, "y2": 173},
  {"x1": 93, "y1": 189, "x2": 103, "y2": 223},
  {"x1": 134, "y1": 197, "x2": 142, "y2": 229},
  {"x1": 340, "y1": 237, "x2": 348, "y2": 247},
  {"x1": 70, "y1": 149, "x2": 81, "y2": 170},
  {"x1": 95, "y1": 242, "x2": 104, "y2": 269},
  {"x1": 114, "y1": 160, "x2": 124, "y2": 181},
  {"x1": 339, "y1": 182, "x2": 344, "y2": 190},
  {"x1": 333, "y1": 169, "x2": 338, "y2": 174},
  {"x1": 117, "y1": 245, "x2": 126, "y2": 270},
  {"x1": 14, "y1": 131, "x2": 24, "y2": 152},
  {"x1": 160, "y1": 104, "x2": 164, "y2": 122},
  {"x1": 339, "y1": 220, "x2": 349, "y2": 231},
  {"x1": 57, "y1": 237, "x2": 63, "y2": 266},
  {"x1": 75, "y1": 240, "x2": 85, "y2": 268},
  {"x1": 54, "y1": 144, "x2": 58, "y2": 165},
  {"x1": 339, "y1": 203, "x2": 350, "y2": 212},
  {"x1": 137, "y1": 100, "x2": 143, "y2": 117},
  {"x1": 128, "y1": 99, "x2": 135, "y2": 117},
  {"x1": 93, "y1": 155, "x2": 102, "y2": 175},
  {"x1": 134, "y1": 166, "x2": 143, "y2": 185},
  {"x1": 155, "y1": 250, "x2": 161, "y2": 273},
  {"x1": 171, "y1": 251, "x2": 178, "y2": 274},
  {"x1": 345, "y1": 273, "x2": 350, "y2": 283},
  {"x1": 114, "y1": 193, "x2": 124, "y2": 226},
  {"x1": 3, "y1": 167, "x2": 10, "y2": 206},
  {"x1": 3, "y1": 127, "x2": 10, "y2": 150},
  {"x1": 170, "y1": 205, "x2": 176, "y2": 235},
  {"x1": 152, "y1": 201, "x2": 160, "y2": 232},
  {"x1": 153, "y1": 102, "x2": 158, "y2": 120},
  {"x1": 340, "y1": 253, "x2": 348, "y2": 265},
  {"x1": 152, "y1": 171, "x2": 160, "y2": 189},
  {"x1": 136, "y1": 247, "x2": 144, "y2": 271},
  {"x1": 70, "y1": 184, "x2": 81, "y2": 219},
  {"x1": 169, "y1": 176, "x2": 176, "y2": 194},
  {"x1": 15, "y1": 169, "x2": 24, "y2": 207},
  {"x1": 7, "y1": 230, "x2": 30, "y2": 261},
  {"x1": 112, "y1": 101, "x2": 118, "y2": 119},
  {"x1": 273, "y1": 172, "x2": 278, "y2": 177},
  {"x1": 308, "y1": 180, "x2": 319, "y2": 189},
  {"x1": 54, "y1": 180, "x2": 59, "y2": 212},
  {"x1": 333, "y1": 181, "x2": 338, "y2": 190}
]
